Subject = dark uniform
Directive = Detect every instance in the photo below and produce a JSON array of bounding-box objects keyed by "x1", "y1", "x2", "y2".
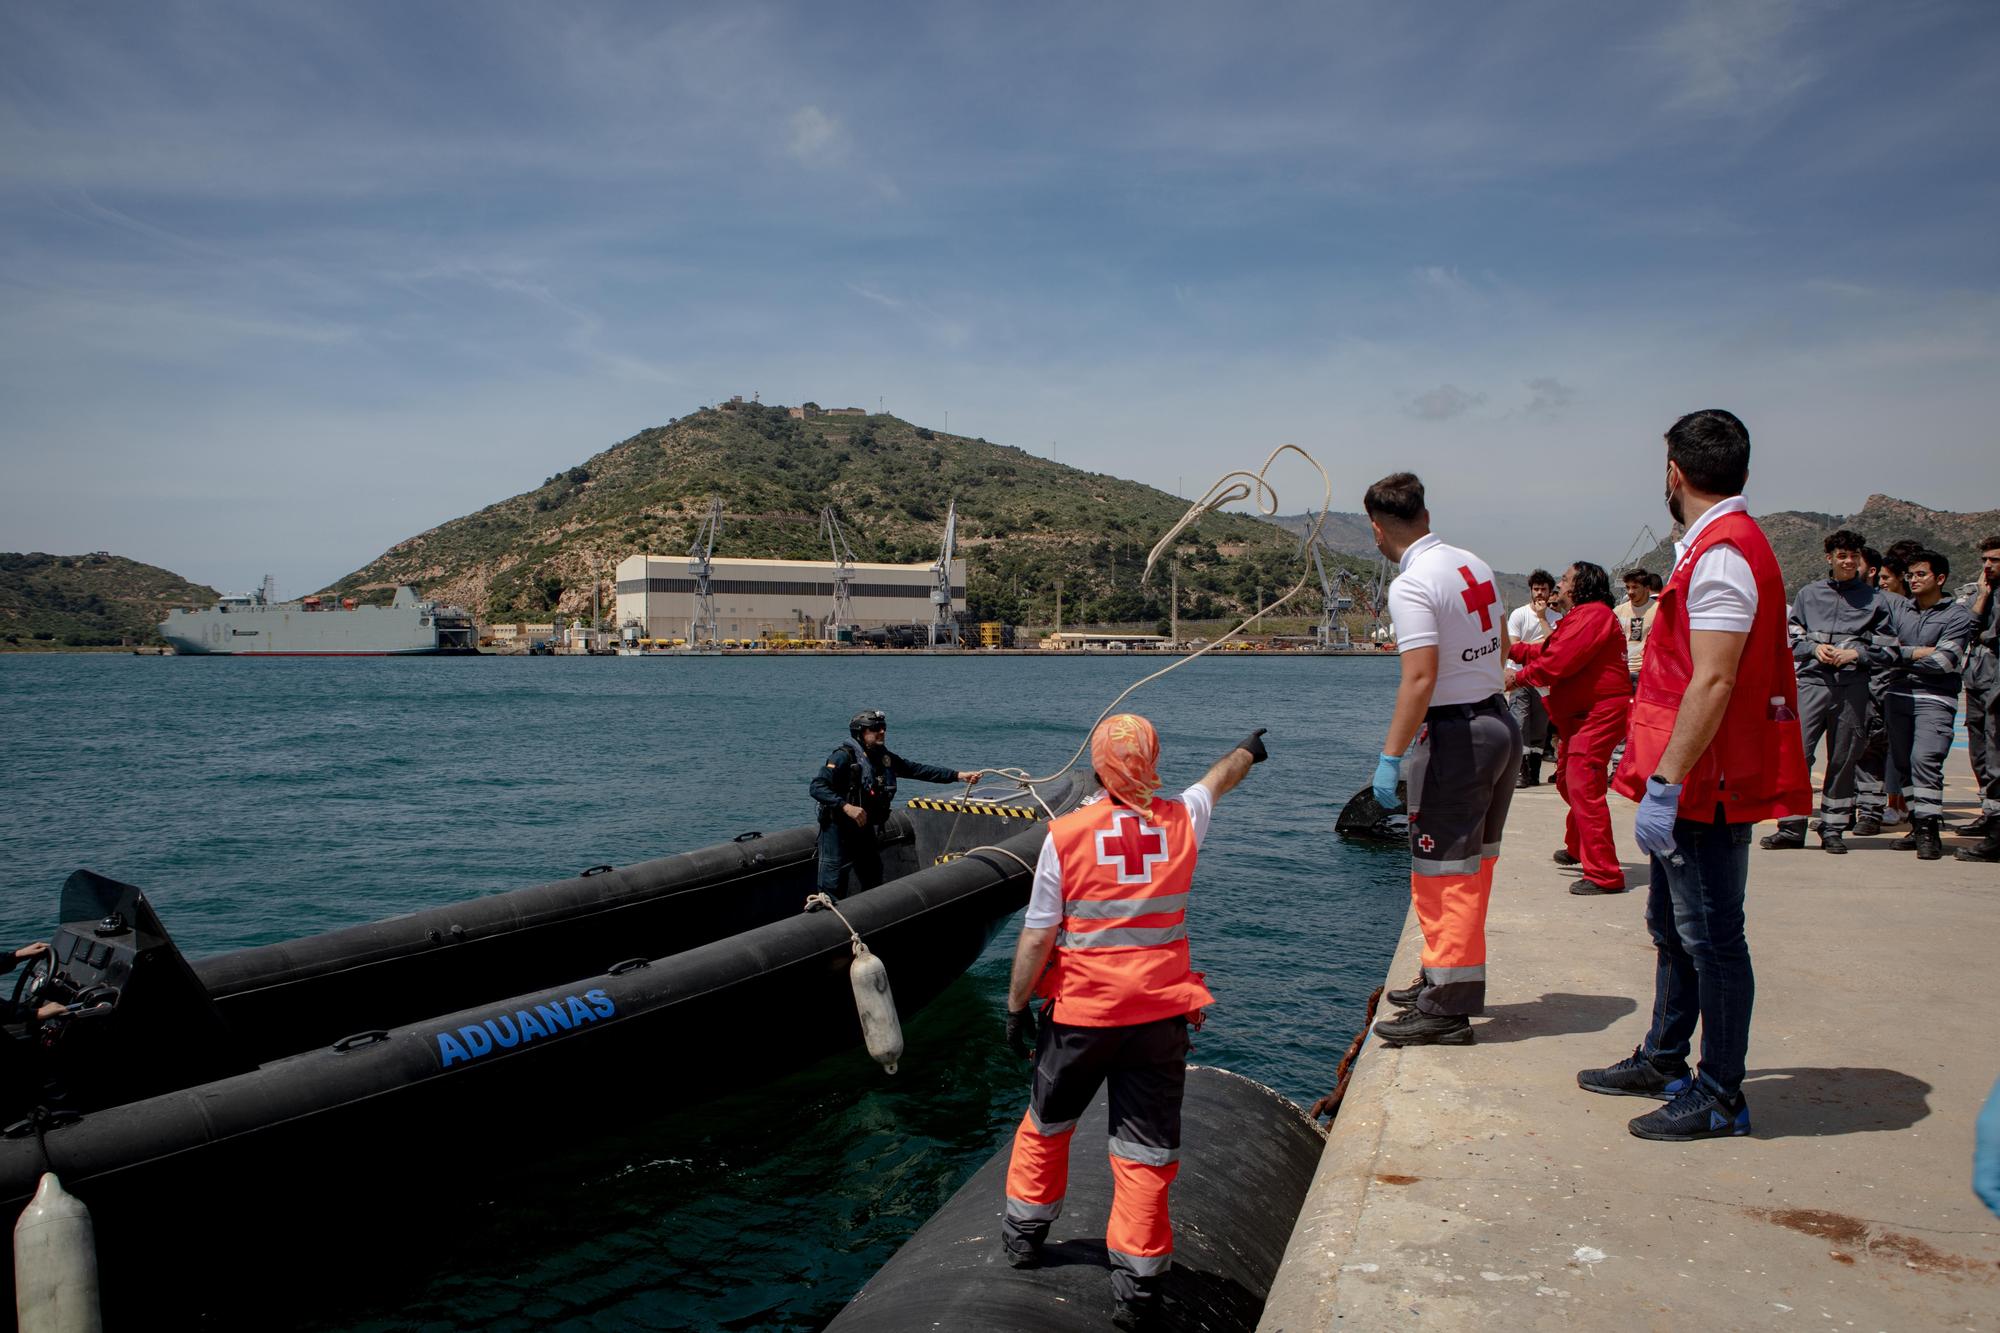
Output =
[
  {"x1": 1882, "y1": 594, "x2": 1974, "y2": 857},
  {"x1": 1772, "y1": 576, "x2": 1894, "y2": 845},
  {"x1": 809, "y1": 717, "x2": 962, "y2": 895},
  {"x1": 1965, "y1": 587, "x2": 1998, "y2": 807}
]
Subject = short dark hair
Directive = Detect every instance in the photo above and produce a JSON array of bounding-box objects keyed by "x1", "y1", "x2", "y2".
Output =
[
  {"x1": 1568, "y1": 561, "x2": 1614, "y2": 609},
  {"x1": 1363, "y1": 472, "x2": 1425, "y2": 523},
  {"x1": 1861, "y1": 546, "x2": 1882, "y2": 572},
  {"x1": 1909, "y1": 549, "x2": 1949, "y2": 579},
  {"x1": 1824, "y1": 529, "x2": 1866, "y2": 554},
  {"x1": 1978, "y1": 534, "x2": 2000, "y2": 554},
  {"x1": 1621, "y1": 567, "x2": 1652, "y2": 585},
  {"x1": 1664, "y1": 409, "x2": 1750, "y2": 497},
  {"x1": 1885, "y1": 538, "x2": 1924, "y2": 564},
  {"x1": 1648, "y1": 573, "x2": 1663, "y2": 592},
  {"x1": 1528, "y1": 568, "x2": 1555, "y2": 590}
]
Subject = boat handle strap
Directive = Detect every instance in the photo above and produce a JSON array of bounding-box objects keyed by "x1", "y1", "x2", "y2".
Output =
[{"x1": 332, "y1": 1030, "x2": 390, "y2": 1052}]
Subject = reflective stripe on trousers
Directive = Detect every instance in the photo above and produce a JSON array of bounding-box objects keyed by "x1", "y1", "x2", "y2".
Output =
[{"x1": 1405, "y1": 698, "x2": 1522, "y2": 1017}]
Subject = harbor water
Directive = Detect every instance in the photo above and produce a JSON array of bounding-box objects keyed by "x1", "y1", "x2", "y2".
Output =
[{"x1": 0, "y1": 653, "x2": 1406, "y2": 1330}]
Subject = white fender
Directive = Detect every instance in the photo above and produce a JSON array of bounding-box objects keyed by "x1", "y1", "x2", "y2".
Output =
[
  {"x1": 848, "y1": 948, "x2": 904, "y2": 1074},
  {"x1": 14, "y1": 1173, "x2": 102, "y2": 1333}
]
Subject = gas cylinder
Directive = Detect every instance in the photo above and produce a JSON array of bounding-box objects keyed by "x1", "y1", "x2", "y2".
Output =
[
  {"x1": 848, "y1": 947, "x2": 904, "y2": 1074},
  {"x1": 14, "y1": 1172, "x2": 101, "y2": 1333}
]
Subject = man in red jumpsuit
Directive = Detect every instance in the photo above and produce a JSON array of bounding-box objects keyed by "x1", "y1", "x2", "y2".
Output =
[{"x1": 1508, "y1": 561, "x2": 1634, "y2": 893}]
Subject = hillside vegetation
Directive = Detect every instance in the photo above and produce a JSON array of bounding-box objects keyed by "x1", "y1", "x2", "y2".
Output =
[
  {"x1": 1630, "y1": 495, "x2": 2000, "y2": 596},
  {"x1": 0, "y1": 553, "x2": 217, "y2": 647},
  {"x1": 325, "y1": 403, "x2": 1375, "y2": 627}
]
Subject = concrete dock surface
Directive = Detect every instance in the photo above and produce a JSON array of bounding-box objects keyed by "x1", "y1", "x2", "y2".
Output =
[{"x1": 1261, "y1": 778, "x2": 2000, "y2": 1332}]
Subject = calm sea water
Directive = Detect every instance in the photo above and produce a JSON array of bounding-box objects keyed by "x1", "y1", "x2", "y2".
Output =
[{"x1": 0, "y1": 653, "x2": 1406, "y2": 1330}]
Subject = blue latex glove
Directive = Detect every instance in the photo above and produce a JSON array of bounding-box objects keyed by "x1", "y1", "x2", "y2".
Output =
[
  {"x1": 1976, "y1": 1075, "x2": 2000, "y2": 1218},
  {"x1": 1633, "y1": 776, "x2": 1682, "y2": 857},
  {"x1": 1372, "y1": 753, "x2": 1403, "y2": 811}
]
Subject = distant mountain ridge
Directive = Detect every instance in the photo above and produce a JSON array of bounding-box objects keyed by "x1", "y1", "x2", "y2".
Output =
[
  {"x1": 325, "y1": 402, "x2": 1380, "y2": 628},
  {"x1": 1629, "y1": 495, "x2": 2000, "y2": 595},
  {"x1": 0, "y1": 552, "x2": 217, "y2": 647}
]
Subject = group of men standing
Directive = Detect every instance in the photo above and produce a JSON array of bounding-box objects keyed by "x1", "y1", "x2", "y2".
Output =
[{"x1": 1765, "y1": 530, "x2": 1999, "y2": 862}]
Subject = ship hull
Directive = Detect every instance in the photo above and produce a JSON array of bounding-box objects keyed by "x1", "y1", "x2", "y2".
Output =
[{"x1": 160, "y1": 594, "x2": 476, "y2": 655}]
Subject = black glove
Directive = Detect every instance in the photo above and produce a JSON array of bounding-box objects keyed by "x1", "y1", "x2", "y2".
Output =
[
  {"x1": 1235, "y1": 728, "x2": 1269, "y2": 763},
  {"x1": 1006, "y1": 1006, "x2": 1036, "y2": 1060}
]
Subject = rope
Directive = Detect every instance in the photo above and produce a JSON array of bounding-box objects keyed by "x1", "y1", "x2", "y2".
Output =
[
  {"x1": 801, "y1": 892, "x2": 871, "y2": 957},
  {"x1": 968, "y1": 443, "x2": 1336, "y2": 791},
  {"x1": 949, "y1": 845, "x2": 1036, "y2": 874}
]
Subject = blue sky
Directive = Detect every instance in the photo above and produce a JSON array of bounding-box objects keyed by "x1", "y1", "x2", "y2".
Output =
[{"x1": 3, "y1": 1, "x2": 1997, "y2": 595}]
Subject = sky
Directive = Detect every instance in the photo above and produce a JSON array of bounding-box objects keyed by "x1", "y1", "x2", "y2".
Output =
[{"x1": 3, "y1": 0, "x2": 1998, "y2": 595}]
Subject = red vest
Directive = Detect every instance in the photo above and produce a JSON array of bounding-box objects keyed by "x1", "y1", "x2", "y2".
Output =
[
  {"x1": 1613, "y1": 509, "x2": 1810, "y2": 823},
  {"x1": 1036, "y1": 795, "x2": 1215, "y2": 1027}
]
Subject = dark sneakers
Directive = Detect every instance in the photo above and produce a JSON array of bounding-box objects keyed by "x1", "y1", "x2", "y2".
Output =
[
  {"x1": 1820, "y1": 830, "x2": 1848, "y2": 855},
  {"x1": 1628, "y1": 1084, "x2": 1752, "y2": 1141},
  {"x1": 1373, "y1": 1008, "x2": 1474, "y2": 1046},
  {"x1": 1552, "y1": 848, "x2": 1581, "y2": 867},
  {"x1": 1385, "y1": 971, "x2": 1427, "y2": 1007},
  {"x1": 1759, "y1": 826, "x2": 1806, "y2": 850},
  {"x1": 1569, "y1": 878, "x2": 1628, "y2": 895},
  {"x1": 1577, "y1": 1047, "x2": 1693, "y2": 1100}
]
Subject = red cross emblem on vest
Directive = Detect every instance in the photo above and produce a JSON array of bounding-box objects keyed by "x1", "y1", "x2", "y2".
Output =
[
  {"x1": 1458, "y1": 565, "x2": 1498, "y2": 631},
  {"x1": 1417, "y1": 833, "x2": 1436, "y2": 853},
  {"x1": 1096, "y1": 810, "x2": 1169, "y2": 884}
]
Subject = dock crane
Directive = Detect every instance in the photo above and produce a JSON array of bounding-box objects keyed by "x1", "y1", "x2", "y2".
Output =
[
  {"x1": 1312, "y1": 546, "x2": 1354, "y2": 650},
  {"x1": 928, "y1": 500, "x2": 959, "y2": 650},
  {"x1": 1611, "y1": 524, "x2": 1669, "y2": 577},
  {"x1": 687, "y1": 496, "x2": 721, "y2": 649},
  {"x1": 819, "y1": 506, "x2": 856, "y2": 635}
]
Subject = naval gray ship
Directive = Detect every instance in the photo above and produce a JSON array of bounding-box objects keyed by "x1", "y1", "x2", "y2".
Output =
[{"x1": 160, "y1": 578, "x2": 477, "y2": 656}]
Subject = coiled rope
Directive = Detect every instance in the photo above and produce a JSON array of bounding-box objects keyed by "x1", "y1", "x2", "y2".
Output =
[{"x1": 960, "y1": 443, "x2": 1336, "y2": 800}]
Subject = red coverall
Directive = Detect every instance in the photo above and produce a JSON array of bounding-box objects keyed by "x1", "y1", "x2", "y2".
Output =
[{"x1": 1510, "y1": 602, "x2": 1633, "y2": 888}]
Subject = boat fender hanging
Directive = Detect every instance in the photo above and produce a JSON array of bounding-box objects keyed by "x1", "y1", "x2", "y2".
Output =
[
  {"x1": 13, "y1": 1172, "x2": 102, "y2": 1333},
  {"x1": 803, "y1": 893, "x2": 904, "y2": 1075}
]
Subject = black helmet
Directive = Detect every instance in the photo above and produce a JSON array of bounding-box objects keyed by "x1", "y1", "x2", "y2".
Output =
[{"x1": 849, "y1": 709, "x2": 887, "y2": 738}]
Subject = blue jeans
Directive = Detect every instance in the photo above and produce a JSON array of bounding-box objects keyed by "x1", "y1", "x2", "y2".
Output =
[
  {"x1": 1642, "y1": 812, "x2": 1754, "y2": 1099},
  {"x1": 816, "y1": 819, "x2": 882, "y2": 896}
]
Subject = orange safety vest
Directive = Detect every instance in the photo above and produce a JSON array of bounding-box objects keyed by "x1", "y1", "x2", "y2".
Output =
[{"x1": 1036, "y1": 795, "x2": 1216, "y2": 1027}]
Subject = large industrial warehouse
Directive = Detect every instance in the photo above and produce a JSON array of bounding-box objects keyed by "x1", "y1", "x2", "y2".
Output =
[{"x1": 613, "y1": 554, "x2": 966, "y2": 642}]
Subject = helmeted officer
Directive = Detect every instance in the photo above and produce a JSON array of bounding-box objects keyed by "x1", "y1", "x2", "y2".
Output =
[
  {"x1": 999, "y1": 714, "x2": 1265, "y2": 1328},
  {"x1": 809, "y1": 710, "x2": 978, "y2": 897}
]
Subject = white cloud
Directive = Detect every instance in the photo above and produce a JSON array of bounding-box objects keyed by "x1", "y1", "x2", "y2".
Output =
[
  {"x1": 1649, "y1": 0, "x2": 1822, "y2": 119},
  {"x1": 787, "y1": 105, "x2": 847, "y2": 162},
  {"x1": 1407, "y1": 384, "x2": 1485, "y2": 421},
  {"x1": 1524, "y1": 377, "x2": 1577, "y2": 415}
]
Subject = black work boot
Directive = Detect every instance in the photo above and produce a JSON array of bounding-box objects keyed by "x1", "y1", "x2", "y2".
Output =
[
  {"x1": 1385, "y1": 970, "x2": 1428, "y2": 1007},
  {"x1": 1820, "y1": 829, "x2": 1848, "y2": 855},
  {"x1": 1515, "y1": 754, "x2": 1542, "y2": 788},
  {"x1": 1956, "y1": 814, "x2": 1994, "y2": 838},
  {"x1": 1957, "y1": 827, "x2": 2000, "y2": 862},
  {"x1": 1914, "y1": 816, "x2": 1944, "y2": 861},
  {"x1": 1374, "y1": 1008, "x2": 1474, "y2": 1047},
  {"x1": 1852, "y1": 812, "x2": 1882, "y2": 836},
  {"x1": 1891, "y1": 829, "x2": 1918, "y2": 850},
  {"x1": 1760, "y1": 823, "x2": 1806, "y2": 850}
]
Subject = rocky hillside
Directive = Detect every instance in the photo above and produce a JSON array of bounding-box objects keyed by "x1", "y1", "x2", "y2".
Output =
[
  {"x1": 0, "y1": 553, "x2": 217, "y2": 647},
  {"x1": 1630, "y1": 496, "x2": 2000, "y2": 595},
  {"x1": 324, "y1": 403, "x2": 1376, "y2": 627}
]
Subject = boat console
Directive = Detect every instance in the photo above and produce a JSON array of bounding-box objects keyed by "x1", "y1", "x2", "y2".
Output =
[{"x1": 5, "y1": 870, "x2": 250, "y2": 1121}]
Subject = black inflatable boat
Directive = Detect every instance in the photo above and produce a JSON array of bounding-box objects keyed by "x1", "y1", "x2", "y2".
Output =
[{"x1": 1, "y1": 783, "x2": 1077, "y2": 1223}]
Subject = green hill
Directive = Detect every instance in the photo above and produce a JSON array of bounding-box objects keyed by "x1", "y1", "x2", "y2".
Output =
[
  {"x1": 1629, "y1": 495, "x2": 2000, "y2": 597},
  {"x1": 0, "y1": 553, "x2": 217, "y2": 648},
  {"x1": 325, "y1": 403, "x2": 1375, "y2": 628}
]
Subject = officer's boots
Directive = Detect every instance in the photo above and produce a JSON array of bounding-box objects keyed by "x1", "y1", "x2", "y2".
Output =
[
  {"x1": 1957, "y1": 825, "x2": 2000, "y2": 862},
  {"x1": 1515, "y1": 754, "x2": 1543, "y2": 789},
  {"x1": 1914, "y1": 816, "x2": 1944, "y2": 861}
]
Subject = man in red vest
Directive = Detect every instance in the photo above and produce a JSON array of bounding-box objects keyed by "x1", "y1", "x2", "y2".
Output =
[
  {"x1": 999, "y1": 713, "x2": 1265, "y2": 1327},
  {"x1": 1581, "y1": 409, "x2": 1810, "y2": 1141}
]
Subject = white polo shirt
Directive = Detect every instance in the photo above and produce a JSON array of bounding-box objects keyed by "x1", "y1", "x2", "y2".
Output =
[
  {"x1": 1023, "y1": 784, "x2": 1214, "y2": 928},
  {"x1": 1674, "y1": 495, "x2": 1758, "y2": 632},
  {"x1": 1387, "y1": 532, "x2": 1507, "y2": 706}
]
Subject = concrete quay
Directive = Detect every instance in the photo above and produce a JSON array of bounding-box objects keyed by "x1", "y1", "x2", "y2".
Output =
[{"x1": 1261, "y1": 779, "x2": 2000, "y2": 1332}]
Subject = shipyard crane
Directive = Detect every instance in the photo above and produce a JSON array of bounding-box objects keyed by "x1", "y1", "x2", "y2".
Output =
[
  {"x1": 687, "y1": 496, "x2": 722, "y2": 649},
  {"x1": 928, "y1": 500, "x2": 959, "y2": 650},
  {"x1": 819, "y1": 506, "x2": 857, "y2": 634},
  {"x1": 1312, "y1": 546, "x2": 1353, "y2": 650},
  {"x1": 1611, "y1": 523, "x2": 1669, "y2": 577}
]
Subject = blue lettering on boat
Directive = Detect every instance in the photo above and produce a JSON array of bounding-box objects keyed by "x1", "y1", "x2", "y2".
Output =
[{"x1": 436, "y1": 989, "x2": 621, "y2": 1067}]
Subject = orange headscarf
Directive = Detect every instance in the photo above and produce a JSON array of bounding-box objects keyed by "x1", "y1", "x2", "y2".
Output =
[{"x1": 1091, "y1": 713, "x2": 1162, "y2": 807}]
